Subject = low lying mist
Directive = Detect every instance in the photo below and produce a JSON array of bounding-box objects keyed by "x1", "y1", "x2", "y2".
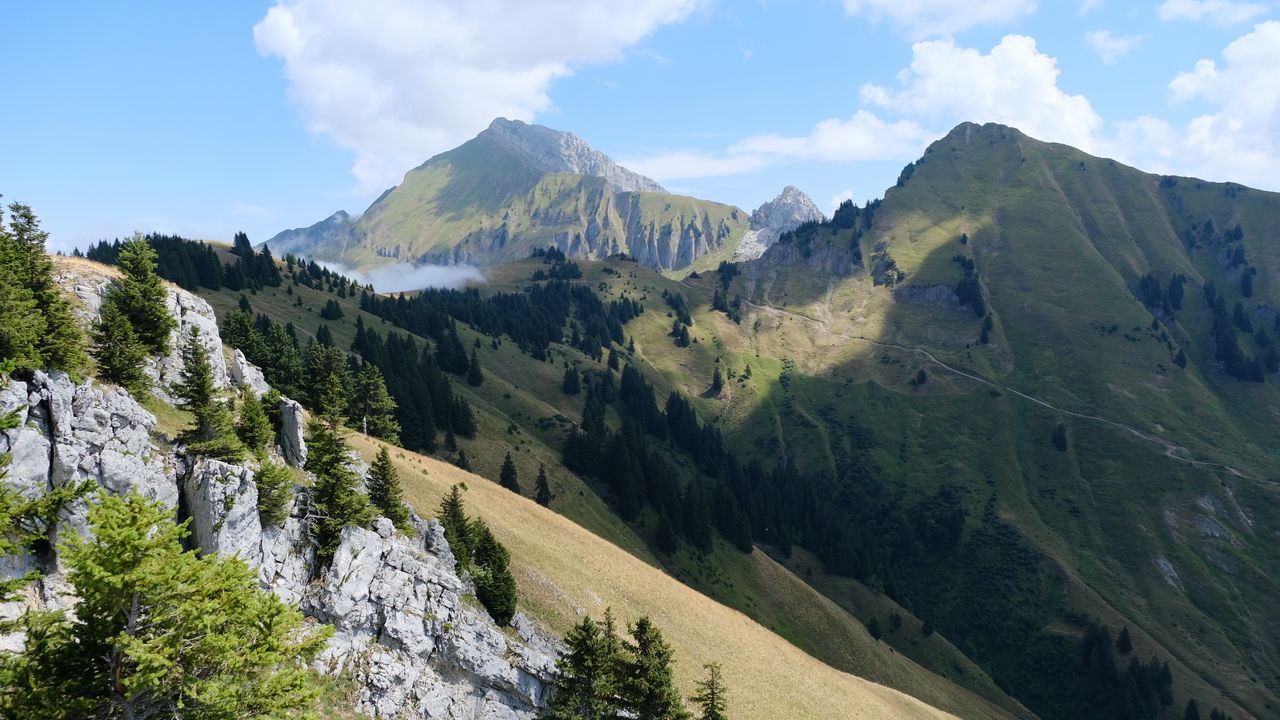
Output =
[{"x1": 321, "y1": 261, "x2": 486, "y2": 293}]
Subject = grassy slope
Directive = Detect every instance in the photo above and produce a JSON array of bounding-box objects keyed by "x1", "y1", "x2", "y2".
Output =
[
  {"x1": 348, "y1": 431, "x2": 962, "y2": 720},
  {"x1": 701, "y1": 124, "x2": 1280, "y2": 719},
  {"x1": 199, "y1": 258, "x2": 1024, "y2": 720}
]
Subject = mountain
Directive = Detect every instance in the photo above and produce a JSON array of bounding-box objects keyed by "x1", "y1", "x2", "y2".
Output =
[
  {"x1": 733, "y1": 185, "x2": 825, "y2": 260},
  {"x1": 265, "y1": 118, "x2": 749, "y2": 275}
]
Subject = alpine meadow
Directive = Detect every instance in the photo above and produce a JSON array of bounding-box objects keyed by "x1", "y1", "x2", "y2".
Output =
[{"x1": 2, "y1": 3, "x2": 1279, "y2": 720}]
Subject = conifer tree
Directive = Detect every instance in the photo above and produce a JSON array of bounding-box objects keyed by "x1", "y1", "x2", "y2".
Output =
[
  {"x1": 454, "y1": 449, "x2": 472, "y2": 472},
  {"x1": 470, "y1": 518, "x2": 517, "y2": 625},
  {"x1": 438, "y1": 484, "x2": 472, "y2": 564},
  {"x1": 535, "y1": 465, "x2": 552, "y2": 507},
  {"x1": 622, "y1": 617, "x2": 690, "y2": 720},
  {"x1": 350, "y1": 363, "x2": 400, "y2": 443},
  {"x1": 91, "y1": 296, "x2": 149, "y2": 396},
  {"x1": 691, "y1": 663, "x2": 728, "y2": 720},
  {"x1": 1184, "y1": 699, "x2": 1200, "y2": 720},
  {"x1": 305, "y1": 372, "x2": 374, "y2": 565},
  {"x1": 1116, "y1": 626, "x2": 1133, "y2": 654},
  {"x1": 499, "y1": 452, "x2": 521, "y2": 494},
  {"x1": 563, "y1": 366, "x2": 581, "y2": 395},
  {"x1": 236, "y1": 390, "x2": 273, "y2": 452},
  {"x1": 255, "y1": 460, "x2": 293, "y2": 527},
  {"x1": 467, "y1": 348, "x2": 484, "y2": 386},
  {"x1": 114, "y1": 232, "x2": 176, "y2": 355},
  {"x1": 0, "y1": 201, "x2": 86, "y2": 374},
  {"x1": 0, "y1": 492, "x2": 327, "y2": 718},
  {"x1": 547, "y1": 616, "x2": 621, "y2": 720},
  {"x1": 175, "y1": 329, "x2": 244, "y2": 460},
  {"x1": 367, "y1": 446, "x2": 412, "y2": 532},
  {"x1": 710, "y1": 367, "x2": 723, "y2": 395}
]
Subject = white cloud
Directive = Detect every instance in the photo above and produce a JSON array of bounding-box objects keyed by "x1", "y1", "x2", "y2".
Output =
[
  {"x1": 624, "y1": 111, "x2": 931, "y2": 181},
  {"x1": 842, "y1": 0, "x2": 1038, "y2": 38},
  {"x1": 321, "y1": 260, "x2": 485, "y2": 293},
  {"x1": 1124, "y1": 21, "x2": 1280, "y2": 188},
  {"x1": 829, "y1": 189, "x2": 856, "y2": 215},
  {"x1": 254, "y1": 0, "x2": 696, "y2": 193},
  {"x1": 1086, "y1": 30, "x2": 1143, "y2": 64},
  {"x1": 1157, "y1": 0, "x2": 1269, "y2": 25},
  {"x1": 1079, "y1": 0, "x2": 1105, "y2": 13},
  {"x1": 861, "y1": 35, "x2": 1104, "y2": 153}
]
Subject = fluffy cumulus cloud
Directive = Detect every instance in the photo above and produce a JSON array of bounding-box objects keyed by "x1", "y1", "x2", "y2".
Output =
[
  {"x1": 1157, "y1": 0, "x2": 1269, "y2": 25},
  {"x1": 1123, "y1": 21, "x2": 1280, "y2": 188},
  {"x1": 1085, "y1": 30, "x2": 1143, "y2": 64},
  {"x1": 254, "y1": 0, "x2": 695, "y2": 192},
  {"x1": 861, "y1": 35, "x2": 1104, "y2": 153},
  {"x1": 842, "y1": 0, "x2": 1038, "y2": 38}
]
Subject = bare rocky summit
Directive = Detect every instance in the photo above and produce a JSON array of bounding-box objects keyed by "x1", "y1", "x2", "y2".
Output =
[
  {"x1": 483, "y1": 117, "x2": 666, "y2": 194},
  {"x1": 735, "y1": 185, "x2": 825, "y2": 260}
]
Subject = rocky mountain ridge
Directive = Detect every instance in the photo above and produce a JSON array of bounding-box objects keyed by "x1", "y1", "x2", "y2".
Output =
[
  {"x1": 0, "y1": 264, "x2": 559, "y2": 718},
  {"x1": 734, "y1": 185, "x2": 825, "y2": 261},
  {"x1": 483, "y1": 117, "x2": 666, "y2": 194}
]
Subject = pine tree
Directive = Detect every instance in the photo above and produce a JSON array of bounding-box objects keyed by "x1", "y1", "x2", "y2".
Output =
[
  {"x1": 305, "y1": 372, "x2": 374, "y2": 565},
  {"x1": 454, "y1": 449, "x2": 472, "y2": 472},
  {"x1": 1184, "y1": 699, "x2": 1201, "y2": 720},
  {"x1": 535, "y1": 465, "x2": 552, "y2": 507},
  {"x1": 547, "y1": 616, "x2": 621, "y2": 720},
  {"x1": 563, "y1": 366, "x2": 581, "y2": 395},
  {"x1": 367, "y1": 446, "x2": 412, "y2": 532},
  {"x1": 0, "y1": 492, "x2": 327, "y2": 719},
  {"x1": 91, "y1": 295, "x2": 150, "y2": 396},
  {"x1": 499, "y1": 452, "x2": 521, "y2": 494},
  {"x1": 438, "y1": 484, "x2": 472, "y2": 564},
  {"x1": 114, "y1": 232, "x2": 176, "y2": 355},
  {"x1": 621, "y1": 617, "x2": 690, "y2": 720},
  {"x1": 255, "y1": 460, "x2": 293, "y2": 526},
  {"x1": 1174, "y1": 348, "x2": 1188, "y2": 368},
  {"x1": 350, "y1": 363, "x2": 400, "y2": 443},
  {"x1": 467, "y1": 348, "x2": 484, "y2": 386},
  {"x1": 175, "y1": 329, "x2": 244, "y2": 460},
  {"x1": 470, "y1": 518, "x2": 517, "y2": 625},
  {"x1": 691, "y1": 663, "x2": 728, "y2": 720},
  {"x1": 236, "y1": 390, "x2": 273, "y2": 452},
  {"x1": 709, "y1": 367, "x2": 723, "y2": 396},
  {"x1": 1116, "y1": 626, "x2": 1133, "y2": 654},
  {"x1": 0, "y1": 201, "x2": 86, "y2": 374}
]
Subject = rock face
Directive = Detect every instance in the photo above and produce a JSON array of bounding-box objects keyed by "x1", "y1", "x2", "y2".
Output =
[
  {"x1": 53, "y1": 258, "x2": 231, "y2": 405},
  {"x1": 229, "y1": 349, "x2": 270, "y2": 398},
  {"x1": 2, "y1": 366, "x2": 557, "y2": 719},
  {"x1": 484, "y1": 117, "x2": 666, "y2": 194},
  {"x1": 735, "y1": 186, "x2": 825, "y2": 261},
  {"x1": 278, "y1": 396, "x2": 308, "y2": 468}
]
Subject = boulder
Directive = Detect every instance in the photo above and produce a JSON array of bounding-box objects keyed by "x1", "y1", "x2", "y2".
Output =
[
  {"x1": 184, "y1": 458, "x2": 262, "y2": 564},
  {"x1": 229, "y1": 349, "x2": 271, "y2": 398}
]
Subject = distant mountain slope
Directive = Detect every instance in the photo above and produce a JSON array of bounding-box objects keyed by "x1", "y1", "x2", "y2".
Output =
[{"x1": 266, "y1": 119, "x2": 749, "y2": 275}]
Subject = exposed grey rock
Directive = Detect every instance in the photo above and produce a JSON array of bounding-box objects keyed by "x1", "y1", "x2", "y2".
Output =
[
  {"x1": 735, "y1": 186, "x2": 825, "y2": 261},
  {"x1": 184, "y1": 458, "x2": 262, "y2": 563},
  {"x1": 230, "y1": 349, "x2": 271, "y2": 398},
  {"x1": 892, "y1": 284, "x2": 964, "y2": 310},
  {"x1": 278, "y1": 396, "x2": 307, "y2": 467},
  {"x1": 484, "y1": 118, "x2": 665, "y2": 194}
]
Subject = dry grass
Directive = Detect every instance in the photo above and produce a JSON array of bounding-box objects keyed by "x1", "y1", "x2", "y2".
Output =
[{"x1": 347, "y1": 434, "x2": 962, "y2": 720}]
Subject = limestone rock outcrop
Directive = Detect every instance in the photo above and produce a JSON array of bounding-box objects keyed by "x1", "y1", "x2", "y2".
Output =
[{"x1": 229, "y1": 349, "x2": 271, "y2": 398}]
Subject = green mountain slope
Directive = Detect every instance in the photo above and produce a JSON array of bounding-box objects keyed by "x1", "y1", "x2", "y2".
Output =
[{"x1": 266, "y1": 119, "x2": 750, "y2": 275}]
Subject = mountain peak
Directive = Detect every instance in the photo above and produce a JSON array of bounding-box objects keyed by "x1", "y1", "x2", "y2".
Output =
[
  {"x1": 750, "y1": 185, "x2": 824, "y2": 232},
  {"x1": 478, "y1": 117, "x2": 666, "y2": 194}
]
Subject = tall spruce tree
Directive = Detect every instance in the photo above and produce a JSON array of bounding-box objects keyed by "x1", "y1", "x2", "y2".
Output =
[
  {"x1": 563, "y1": 366, "x2": 581, "y2": 395},
  {"x1": 470, "y1": 518, "x2": 518, "y2": 625},
  {"x1": 622, "y1": 617, "x2": 690, "y2": 720},
  {"x1": 304, "y1": 372, "x2": 374, "y2": 565},
  {"x1": 691, "y1": 663, "x2": 728, "y2": 720},
  {"x1": 367, "y1": 446, "x2": 412, "y2": 533},
  {"x1": 350, "y1": 363, "x2": 400, "y2": 443},
  {"x1": 236, "y1": 390, "x2": 273, "y2": 452},
  {"x1": 547, "y1": 615, "x2": 621, "y2": 720},
  {"x1": 0, "y1": 201, "x2": 86, "y2": 374},
  {"x1": 91, "y1": 296, "x2": 149, "y2": 396},
  {"x1": 535, "y1": 465, "x2": 552, "y2": 507},
  {"x1": 438, "y1": 484, "x2": 471, "y2": 564},
  {"x1": 114, "y1": 232, "x2": 176, "y2": 355},
  {"x1": 175, "y1": 329, "x2": 244, "y2": 460},
  {"x1": 499, "y1": 452, "x2": 521, "y2": 494},
  {"x1": 0, "y1": 492, "x2": 327, "y2": 719},
  {"x1": 467, "y1": 348, "x2": 484, "y2": 386}
]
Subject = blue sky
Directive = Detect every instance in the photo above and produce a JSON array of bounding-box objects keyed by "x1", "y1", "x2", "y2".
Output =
[{"x1": 3, "y1": 1, "x2": 1279, "y2": 253}]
